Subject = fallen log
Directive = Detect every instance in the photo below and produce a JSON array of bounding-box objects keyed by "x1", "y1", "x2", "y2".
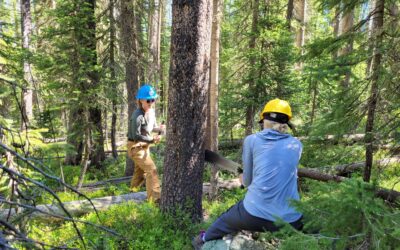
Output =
[
  {"x1": 81, "y1": 176, "x2": 132, "y2": 188},
  {"x1": 218, "y1": 134, "x2": 397, "y2": 150},
  {"x1": 331, "y1": 157, "x2": 400, "y2": 175},
  {"x1": 1, "y1": 179, "x2": 245, "y2": 221},
  {"x1": 298, "y1": 168, "x2": 400, "y2": 203},
  {"x1": 2, "y1": 168, "x2": 399, "y2": 222},
  {"x1": 0, "y1": 192, "x2": 147, "y2": 221},
  {"x1": 298, "y1": 168, "x2": 346, "y2": 182},
  {"x1": 213, "y1": 169, "x2": 400, "y2": 203}
]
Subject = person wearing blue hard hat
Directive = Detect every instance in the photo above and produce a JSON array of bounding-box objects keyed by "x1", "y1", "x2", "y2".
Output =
[{"x1": 127, "y1": 84, "x2": 165, "y2": 203}]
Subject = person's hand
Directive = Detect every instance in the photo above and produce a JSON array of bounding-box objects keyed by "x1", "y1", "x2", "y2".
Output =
[
  {"x1": 159, "y1": 124, "x2": 166, "y2": 135},
  {"x1": 153, "y1": 135, "x2": 161, "y2": 143}
]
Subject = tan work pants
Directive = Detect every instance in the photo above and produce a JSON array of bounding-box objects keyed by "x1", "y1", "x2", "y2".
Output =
[{"x1": 127, "y1": 141, "x2": 161, "y2": 202}]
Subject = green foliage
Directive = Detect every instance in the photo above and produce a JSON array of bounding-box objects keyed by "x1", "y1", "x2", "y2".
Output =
[
  {"x1": 279, "y1": 233, "x2": 330, "y2": 250},
  {"x1": 290, "y1": 179, "x2": 400, "y2": 249},
  {"x1": 301, "y1": 143, "x2": 364, "y2": 168},
  {"x1": 219, "y1": 0, "x2": 299, "y2": 137},
  {"x1": 30, "y1": 202, "x2": 199, "y2": 249}
]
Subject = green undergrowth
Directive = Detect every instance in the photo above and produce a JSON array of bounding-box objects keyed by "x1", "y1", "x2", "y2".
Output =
[
  {"x1": 13, "y1": 139, "x2": 400, "y2": 249},
  {"x1": 28, "y1": 188, "x2": 246, "y2": 250},
  {"x1": 24, "y1": 179, "x2": 400, "y2": 250},
  {"x1": 280, "y1": 179, "x2": 400, "y2": 250},
  {"x1": 29, "y1": 202, "x2": 195, "y2": 249}
]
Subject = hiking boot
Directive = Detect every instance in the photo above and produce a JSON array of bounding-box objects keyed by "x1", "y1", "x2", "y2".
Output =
[{"x1": 192, "y1": 231, "x2": 205, "y2": 250}]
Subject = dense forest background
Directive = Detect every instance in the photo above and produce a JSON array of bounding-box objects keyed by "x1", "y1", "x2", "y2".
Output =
[{"x1": 0, "y1": 0, "x2": 399, "y2": 249}]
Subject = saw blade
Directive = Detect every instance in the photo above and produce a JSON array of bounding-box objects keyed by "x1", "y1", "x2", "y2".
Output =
[{"x1": 204, "y1": 149, "x2": 242, "y2": 174}]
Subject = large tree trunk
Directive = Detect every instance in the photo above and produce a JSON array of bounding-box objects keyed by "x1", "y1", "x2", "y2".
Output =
[
  {"x1": 161, "y1": 0, "x2": 212, "y2": 221},
  {"x1": 20, "y1": 0, "x2": 33, "y2": 131},
  {"x1": 244, "y1": 0, "x2": 259, "y2": 136},
  {"x1": 120, "y1": 0, "x2": 140, "y2": 176},
  {"x1": 206, "y1": 0, "x2": 223, "y2": 199},
  {"x1": 364, "y1": 0, "x2": 384, "y2": 182}
]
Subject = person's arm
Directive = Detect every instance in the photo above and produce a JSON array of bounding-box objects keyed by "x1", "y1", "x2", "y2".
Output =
[
  {"x1": 242, "y1": 136, "x2": 254, "y2": 187},
  {"x1": 133, "y1": 115, "x2": 154, "y2": 143}
]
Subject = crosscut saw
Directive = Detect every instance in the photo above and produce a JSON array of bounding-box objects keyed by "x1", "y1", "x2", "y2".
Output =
[{"x1": 204, "y1": 149, "x2": 243, "y2": 174}]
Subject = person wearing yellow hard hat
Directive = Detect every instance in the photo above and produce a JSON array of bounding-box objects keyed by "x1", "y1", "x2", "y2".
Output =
[
  {"x1": 192, "y1": 98, "x2": 303, "y2": 248},
  {"x1": 258, "y1": 98, "x2": 293, "y2": 133}
]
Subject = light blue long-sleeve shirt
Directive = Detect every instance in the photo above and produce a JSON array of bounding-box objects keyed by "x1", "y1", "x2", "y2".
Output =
[{"x1": 242, "y1": 129, "x2": 302, "y2": 223}]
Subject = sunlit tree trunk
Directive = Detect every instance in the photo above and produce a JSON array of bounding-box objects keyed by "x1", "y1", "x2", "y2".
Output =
[
  {"x1": 389, "y1": 2, "x2": 399, "y2": 32},
  {"x1": 159, "y1": 0, "x2": 168, "y2": 117},
  {"x1": 120, "y1": 0, "x2": 140, "y2": 176},
  {"x1": 20, "y1": 0, "x2": 33, "y2": 131},
  {"x1": 364, "y1": 0, "x2": 384, "y2": 182},
  {"x1": 161, "y1": 0, "x2": 212, "y2": 221},
  {"x1": 206, "y1": 0, "x2": 223, "y2": 199},
  {"x1": 366, "y1": 0, "x2": 376, "y2": 75},
  {"x1": 294, "y1": 0, "x2": 307, "y2": 66},
  {"x1": 338, "y1": 10, "x2": 354, "y2": 89}
]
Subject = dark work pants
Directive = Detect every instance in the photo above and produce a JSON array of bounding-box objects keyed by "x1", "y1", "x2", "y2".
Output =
[{"x1": 204, "y1": 200, "x2": 303, "y2": 241}]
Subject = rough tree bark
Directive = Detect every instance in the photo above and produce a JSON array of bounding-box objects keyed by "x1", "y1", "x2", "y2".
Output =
[{"x1": 161, "y1": 0, "x2": 212, "y2": 221}]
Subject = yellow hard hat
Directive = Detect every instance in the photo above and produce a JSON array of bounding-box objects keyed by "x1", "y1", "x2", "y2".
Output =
[{"x1": 259, "y1": 98, "x2": 292, "y2": 122}]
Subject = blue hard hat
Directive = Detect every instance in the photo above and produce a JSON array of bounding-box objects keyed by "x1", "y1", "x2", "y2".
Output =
[{"x1": 136, "y1": 84, "x2": 158, "y2": 100}]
